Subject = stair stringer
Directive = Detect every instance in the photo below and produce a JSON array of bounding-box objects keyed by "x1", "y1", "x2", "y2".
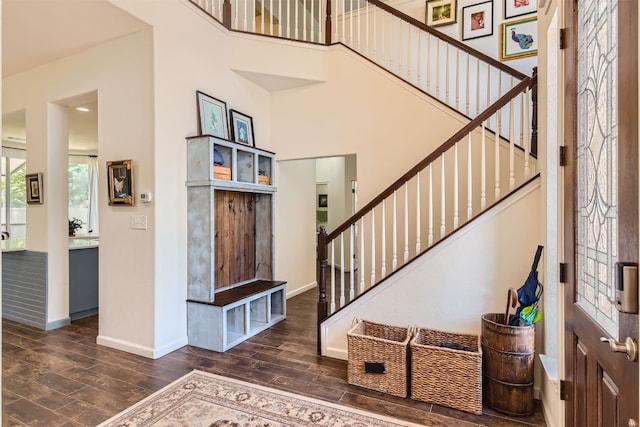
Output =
[{"x1": 320, "y1": 176, "x2": 541, "y2": 359}]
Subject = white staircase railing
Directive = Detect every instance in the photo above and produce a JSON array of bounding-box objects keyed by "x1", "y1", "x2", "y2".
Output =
[{"x1": 317, "y1": 76, "x2": 538, "y2": 329}]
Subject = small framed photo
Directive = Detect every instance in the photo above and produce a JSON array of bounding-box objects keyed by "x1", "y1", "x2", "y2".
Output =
[
  {"x1": 500, "y1": 17, "x2": 538, "y2": 61},
  {"x1": 26, "y1": 173, "x2": 43, "y2": 204},
  {"x1": 318, "y1": 194, "x2": 328, "y2": 208},
  {"x1": 462, "y1": 1, "x2": 493, "y2": 41},
  {"x1": 107, "y1": 160, "x2": 134, "y2": 206},
  {"x1": 504, "y1": 0, "x2": 537, "y2": 19},
  {"x1": 197, "y1": 91, "x2": 229, "y2": 139},
  {"x1": 426, "y1": 0, "x2": 457, "y2": 27},
  {"x1": 229, "y1": 109, "x2": 255, "y2": 147}
]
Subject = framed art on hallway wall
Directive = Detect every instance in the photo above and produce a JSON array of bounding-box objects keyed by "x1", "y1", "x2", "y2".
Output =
[
  {"x1": 462, "y1": 1, "x2": 493, "y2": 41},
  {"x1": 426, "y1": 0, "x2": 457, "y2": 27},
  {"x1": 504, "y1": 0, "x2": 537, "y2": 19}
]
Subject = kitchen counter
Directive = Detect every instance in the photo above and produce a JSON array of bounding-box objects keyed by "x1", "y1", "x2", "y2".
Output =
[{"x1": 1, "y1": 237, "x2": 99, "y2": 251}]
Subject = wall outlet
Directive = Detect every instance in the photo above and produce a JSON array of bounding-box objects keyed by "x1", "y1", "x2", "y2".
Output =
[{"x1": 131, "y1": 215, "x2": 148, "y2": 230}]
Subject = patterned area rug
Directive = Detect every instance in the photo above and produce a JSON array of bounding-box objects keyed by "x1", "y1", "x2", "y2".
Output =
[{"x1": 98, "y1": 370, "x2": 426, "y2": 426}]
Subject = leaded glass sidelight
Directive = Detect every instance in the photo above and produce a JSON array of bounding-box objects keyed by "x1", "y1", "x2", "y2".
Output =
[{"x1": 576, "y1": 0, "x2": 619, "y2": 338}]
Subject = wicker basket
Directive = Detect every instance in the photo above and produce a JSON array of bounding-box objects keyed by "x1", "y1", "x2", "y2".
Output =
[
  {"x1": 410, "y1": 327, "x2": 482, "y2": 414},
  {"x1": 347, "y1": 319, "x2": 411, "y2": 397}
]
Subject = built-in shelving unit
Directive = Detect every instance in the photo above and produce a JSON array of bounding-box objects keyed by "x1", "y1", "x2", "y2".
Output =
[{"x1": 185, "y1": 135, "x2": 285, "y2": 352}]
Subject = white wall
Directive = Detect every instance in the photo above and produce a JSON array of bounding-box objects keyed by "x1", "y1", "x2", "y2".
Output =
[
  {"x1": 321, "y1": 179, "x2": 541, "y2": 359},
  {"x1": 276, "y1": 159, "x2": 318, "y2": 297},
  {"x1": 3, "y1": 30, "x2": 156, "y2": 345}
]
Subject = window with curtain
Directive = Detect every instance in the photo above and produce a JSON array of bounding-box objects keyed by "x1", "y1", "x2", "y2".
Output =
[{"x1": 69, "y1": 155, "x2": 99, "y2": 236}]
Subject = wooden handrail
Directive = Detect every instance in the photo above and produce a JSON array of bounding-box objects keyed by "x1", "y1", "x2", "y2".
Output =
[{"x1": 325, "y1": 75, "x2": 532, "y2": 241}]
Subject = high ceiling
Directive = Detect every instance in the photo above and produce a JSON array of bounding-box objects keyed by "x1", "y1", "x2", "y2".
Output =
[{"x1": 2, "y1": 0, "x2": 150, "y2": 152}]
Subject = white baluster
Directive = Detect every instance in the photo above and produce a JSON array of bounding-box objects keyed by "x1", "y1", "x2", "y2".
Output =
[
  {"x1": 404, "y1": 182, "x2": 409, "y2": 263},
  {"x1": 360, "y1": 217, "x2": 365, "y2": 292},
  {"x1": 381, "y1": 201, "x2": 387, "y2": 278},
  {"x1": 370, "y1": 209, "x2": 376, "y2": 285},
  {"x1": 467, "y1": 133, "x2": 473, "y2": 220},
  {"x1": 340, "y1": 233, "x2": 345, "y2": 307},
  {"x1": 495, "y1": 108, "x2": 501, "y2": 199},
  {"x1": 317, "y1": 0, "x2": 322, "y2": 43},
  {"x1": 426, "y1": 34, "x2": 431, "y2": 93},
  {"x1": 486, "y1": 63, "x2": 491, "y2": 113},
  {"x1": 445, "y1": 44, "x2": 450, "y2": 106},
  {"x1": 417, "y1": 32, "x2": 422, "y2": 88},
  {"x1": 373, "y1": 6, "x2": 377, "y2": 60},
  {"x1": 349, "y1": 224, "x2": 355, "y2": 300},
  {"x1": 303, "y1": 0, "x2": 308, "y2": 41},
  {"x1": 524, "y1": 90, "x2": 531, "y2": 178},
  {"x1": 398, "y1": 22, "x2": 403, "y2": 78},
  {"x1": 270, "y1": 0, "x2": 274, "y2": 35},
  {"x1": 295, "y1": 0, "x2": 299, "y2": 39},
  {"x1": 330, "y1": 240, "x2": 335, "y2": 313},
  {"x1": 428, "y1": 164, "x2": 434, "y2": 246},
  {"x1": 475, "y1": 58, "x2": 480, "y2": 116},
  {"x1": 416, "y1": 172, "x2": 421, "y2": 254},
  {"x1": 365, "y1": 2, "x2": 369, "y2": 57},
  {"x1": 349, "y1": 0, "x2": 353, "y2": 46},
  {"x1": 341, "y1": 0, "x2": 345, "y2": 43},
  {"x1": 279, "y1": 0, "x2": 283, "y2": 37},
  {"x1": 436, "y1": 39, "x2": 440, "y2": 100},
  {"x1": 509, "y1": 97, "x2": 515, "y2": 190},
  {"x1": 243, "y1": 0, "x2": 247, "y2": 31},
  {"x1": 381, "y1": 9, "x2": 386, "y2": 65},
  {"x1": 407, "y1": 26, "x2": 411, "y2": 81},
  {"x1": 389, "y1": 16, "x2": 394, "y2": 70},
  {"x1": 465, "y1": 53, "x2": 470, "y2": 116},
  {"x1": 453, "y1": 142, "x2": 459, "y2": 229},
  {"x1": 392, "y1": 191, "x2": 398, "y2": 270},
  {"x1": 261, "y1": 0, "x2": 265, "y2": 35},
  {"x1": 357, "y1": 0, "x2": 361, "y2": 51},
  {"x1": 455, "y1": 49, "x2": 460, "y2": 112},
  {"x1": 440, "y1": 154, "x2": 446, "y2": 238},
  {"x1": 481, "y1": 121, "x2": 487, "y2": 210}
]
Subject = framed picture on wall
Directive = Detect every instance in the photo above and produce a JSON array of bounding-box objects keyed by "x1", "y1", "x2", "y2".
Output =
[
  {"x1": 196, "y1": 91, "x2": 229, "y2": 139},
  {"x1": 462, "y1": 1, "x2": 493, "y2": 41},
  {"x1": 425, "y1": 0, "x2": 457, "y2": 27},
  {"x1": 318, "y1": 194, "x2": 328, "y2": 208},
  {"x1": 107, "y1": 160, "x2": 135, "y2": 206},
  {"x1": 504, "y1": 0, "x2": 537, "y2": 19},
  {"x1": 26, "y1": 173, "x2": 43, "y2": 204},
  {"x1": 229, "y1": 109, "x2": 255, "y2": 147},
  {"x1": 500, "y1": 17, "x2": 538, "y2": 61}
]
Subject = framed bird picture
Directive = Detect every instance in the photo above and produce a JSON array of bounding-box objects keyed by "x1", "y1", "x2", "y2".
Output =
[{"x1": 500, "y1": 17, "x2": 537, "y2": 61}]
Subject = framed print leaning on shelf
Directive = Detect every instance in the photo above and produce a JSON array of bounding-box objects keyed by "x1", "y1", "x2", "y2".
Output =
[
  {"x1": 26, "y1": 173, "x2": 43, "y2": 204},
  {"x1": 500, "y1": 16, "x2": 537, "y2": 61},
  {"x1": 197, "y1": 91, "x2": 229, "y2": 139},
  {"x1": 462, "y1": 1, "x2": 493, "y2": 41},
  {"x1": 504, "y1": 0, "x2": 536, "y2": 19},
  {"x1": 426, "y1": 0, "x2": 457, "y2": 27},
  {"x1": 229, "y1": 109, "x2": 255, "y2": 147},
  {"x1": 107, "y1": 160, "x2": 134, "y2": 206}
]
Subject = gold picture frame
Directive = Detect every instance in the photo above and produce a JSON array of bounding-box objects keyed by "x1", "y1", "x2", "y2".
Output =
[
  {"x1": 107, "y1": 160, "x2": 134, "y2": 206},
  {"x1": 26, "y1": 172, "x2": 43, "y2": 204},
  {"x1": 426, "y1": 0, "x2": 457, "y2": 27}
]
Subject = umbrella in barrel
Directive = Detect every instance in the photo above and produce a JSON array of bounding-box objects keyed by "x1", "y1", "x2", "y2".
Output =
[{"x1": 509, "y1": 245, "x2": 544, "y2": 326}]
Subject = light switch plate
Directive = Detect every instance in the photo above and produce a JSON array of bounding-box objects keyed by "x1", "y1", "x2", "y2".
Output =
[{"x1": 131, "y1": 215, "x2": 148, "y2": 230}]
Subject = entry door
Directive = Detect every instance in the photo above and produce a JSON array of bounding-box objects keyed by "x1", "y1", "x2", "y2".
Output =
[{"x1": 564, "y1": 1, "x2": 639, "y2": 426}]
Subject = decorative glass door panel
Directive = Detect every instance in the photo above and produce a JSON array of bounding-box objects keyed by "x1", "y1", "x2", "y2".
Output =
[{"x1": 576, "y1": 0, "x2": 618, "y2": 338}]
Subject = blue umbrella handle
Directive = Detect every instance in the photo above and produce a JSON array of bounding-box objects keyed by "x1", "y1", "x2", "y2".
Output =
[{"x1": 531, "y1": 245, "x2": 544, "y2": 271}]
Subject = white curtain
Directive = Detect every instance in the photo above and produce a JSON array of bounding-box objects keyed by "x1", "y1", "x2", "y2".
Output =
[{"x1": 87, "y1": 156, "x2": 99, "y2": 234}]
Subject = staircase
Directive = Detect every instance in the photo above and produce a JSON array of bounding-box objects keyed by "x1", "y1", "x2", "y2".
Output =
[{"x1": 189, "y1": 0, "x2": 539, "y2": 357}]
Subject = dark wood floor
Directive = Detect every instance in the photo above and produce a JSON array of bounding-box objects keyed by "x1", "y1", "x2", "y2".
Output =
[{"x1": 2, "y1": 290, "x2": 547, "y2": 426}]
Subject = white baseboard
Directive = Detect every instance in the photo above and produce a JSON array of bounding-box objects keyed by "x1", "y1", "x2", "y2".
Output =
[
  {"x1": 286, "y1": 281, "x2": 317, "y2": 299},
  {"x1": 46, "y1": 317, "x2": 71, "y2": 330},
  {"x1": 97, "y1": 335, "x2": 187, "y2": 359}
]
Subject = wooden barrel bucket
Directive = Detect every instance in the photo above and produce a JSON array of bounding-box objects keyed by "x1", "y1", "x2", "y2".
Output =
[{"x1": 481, "y1": 313, "x2": 535, "y2": 416}]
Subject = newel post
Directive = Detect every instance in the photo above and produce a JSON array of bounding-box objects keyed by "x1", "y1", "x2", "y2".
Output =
[
  {"x1": 325, "y1": 0, "x2": 332, "y2": 45},
  {"x1": 317, "y1": 226, "x2": 328, "y2": 354},
  {"x1": 223, "y1": 0, "x2": 232, "y2": 29},
  {"x1": 530, "y1": 66, "x2": 538, "y2": 156}
]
